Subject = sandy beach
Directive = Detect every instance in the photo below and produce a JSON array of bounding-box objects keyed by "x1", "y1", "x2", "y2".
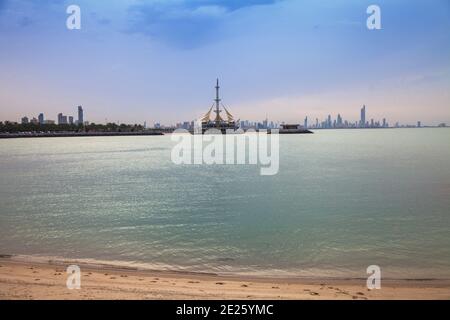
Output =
[{"x1": 0, "y1": 256, "x2": 449, "y2": 300}]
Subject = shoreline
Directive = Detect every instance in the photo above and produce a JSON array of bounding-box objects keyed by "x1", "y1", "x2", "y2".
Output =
[
  {"x1": 1, "y1": 255, "x2": 449, "y2": 300},
  {"x1": 0, "y1": 131, "x2": 165, "y2": 139},
  {"x1": 2, "y1": 254, "x2": 449, "y2": 282}
]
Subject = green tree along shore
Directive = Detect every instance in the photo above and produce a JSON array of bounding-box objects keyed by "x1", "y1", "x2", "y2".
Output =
[{"x1": 0, "y1": 122, "x2": 146, "y2": 133}]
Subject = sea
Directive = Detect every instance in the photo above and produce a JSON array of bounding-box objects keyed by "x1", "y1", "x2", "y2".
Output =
[{"x1": 1, "y1": 128, "x2": 449, "y2": 279}]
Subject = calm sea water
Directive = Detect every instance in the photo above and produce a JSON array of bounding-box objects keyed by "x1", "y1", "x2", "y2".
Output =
[{"x1": 0, "y1": 129, "x2": 449, "y2": 279}]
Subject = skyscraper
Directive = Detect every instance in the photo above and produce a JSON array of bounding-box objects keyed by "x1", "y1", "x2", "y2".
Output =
[
  {"x1": 337, "y1": 114, "x2": 343, "y2": 127},
  {"x1": 360, "y1": 105, "x2": 366, "y2": 128},
  {"x1": 57, "y1": 113, "x2": 63, "y2": 125},
  {"x1": 304, "y1": 116, "x2": 308, "y2": 129},
  {"x1": 78, "y1": 106, "x2": 84, "y2": 125},
  {"x1": 38, "y1": 113, "x2": 44, "y2": 125}
]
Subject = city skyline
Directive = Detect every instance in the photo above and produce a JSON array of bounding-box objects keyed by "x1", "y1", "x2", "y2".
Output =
[
  {"x1": 0, "y1": 0, "x2": 449, "y2": 125},
  {"x1": 18, "y1": 105, "x2": 84, "y2": 126},
  {"x1": 7, "y1": 78, "x2": 444, "y2": 129},
  {"x1": 11, "y1": 103, "x2": 446, "y2": 130}
]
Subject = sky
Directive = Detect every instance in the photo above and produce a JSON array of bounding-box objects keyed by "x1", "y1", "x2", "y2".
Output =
[{"x1": 0, "y1": 0, "x2": 449, "y2": 126}]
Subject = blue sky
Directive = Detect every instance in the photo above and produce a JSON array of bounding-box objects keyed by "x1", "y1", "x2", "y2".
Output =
[{"x1": 0, "y1": 0, "x2": 449, "y2": 125}]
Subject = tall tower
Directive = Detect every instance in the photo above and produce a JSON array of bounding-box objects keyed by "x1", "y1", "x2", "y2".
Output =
[
  {"x1": 214, "y1": 79, "x2": 221, "y2": 126},
  {"x1": 360, "y1": 105, "x2": 366, "y2": 128},
  {"x1": 78, "y1": 106, "x2": 84, "y2": 125}
]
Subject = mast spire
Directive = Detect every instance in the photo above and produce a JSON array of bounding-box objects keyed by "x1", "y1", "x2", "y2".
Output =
[{"x1": 214, "y1": 78, "x2": 221, "y2": 126}]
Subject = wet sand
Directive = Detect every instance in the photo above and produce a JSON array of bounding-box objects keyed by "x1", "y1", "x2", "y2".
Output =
[{"x1": 0, "y1": 256, "x2": 449, "y2": 300}]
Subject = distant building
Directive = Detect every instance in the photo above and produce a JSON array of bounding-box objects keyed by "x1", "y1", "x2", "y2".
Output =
[
  {"x1": 304, "y1": 116, "x2": 308, "y2": 129},
  {"x1": 77, "y1": 106, "x2": 84, "y2": 125},
  {"x1": 337, "y1": 114, "x2": 342, "y2": 127},
  {"x1": 30, "y1": 117, "x2": 39, "y2": 124},
  {"x1": 58, "y1": 113, "x2": 68, "y2": 125},
  {"x1": 69, "y1": 116, "x2": 74, "y2": 125},
  {"x1": 44, "y1": 120, "x2": 55, "y2": 125},
  {"x1": 21, "y1": 116, "x2": 29, "y2": 124},
  {"x1": 417, "y1": 121, "x2": 421, "y2": 128},
  {"x1": 38, "y1": 113, "x2": 44, "y2": 125},
  {"x1": 181, "y1": 121, "x2": 191, "y2": 130},
  {"x1": 360, "y1": 105, "x2": 366, "y2": 127}
]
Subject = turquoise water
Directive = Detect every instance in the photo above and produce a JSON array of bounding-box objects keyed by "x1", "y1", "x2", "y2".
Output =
[{"x1": 0, "y1": 129, "x2": 449, "y2": 279}]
